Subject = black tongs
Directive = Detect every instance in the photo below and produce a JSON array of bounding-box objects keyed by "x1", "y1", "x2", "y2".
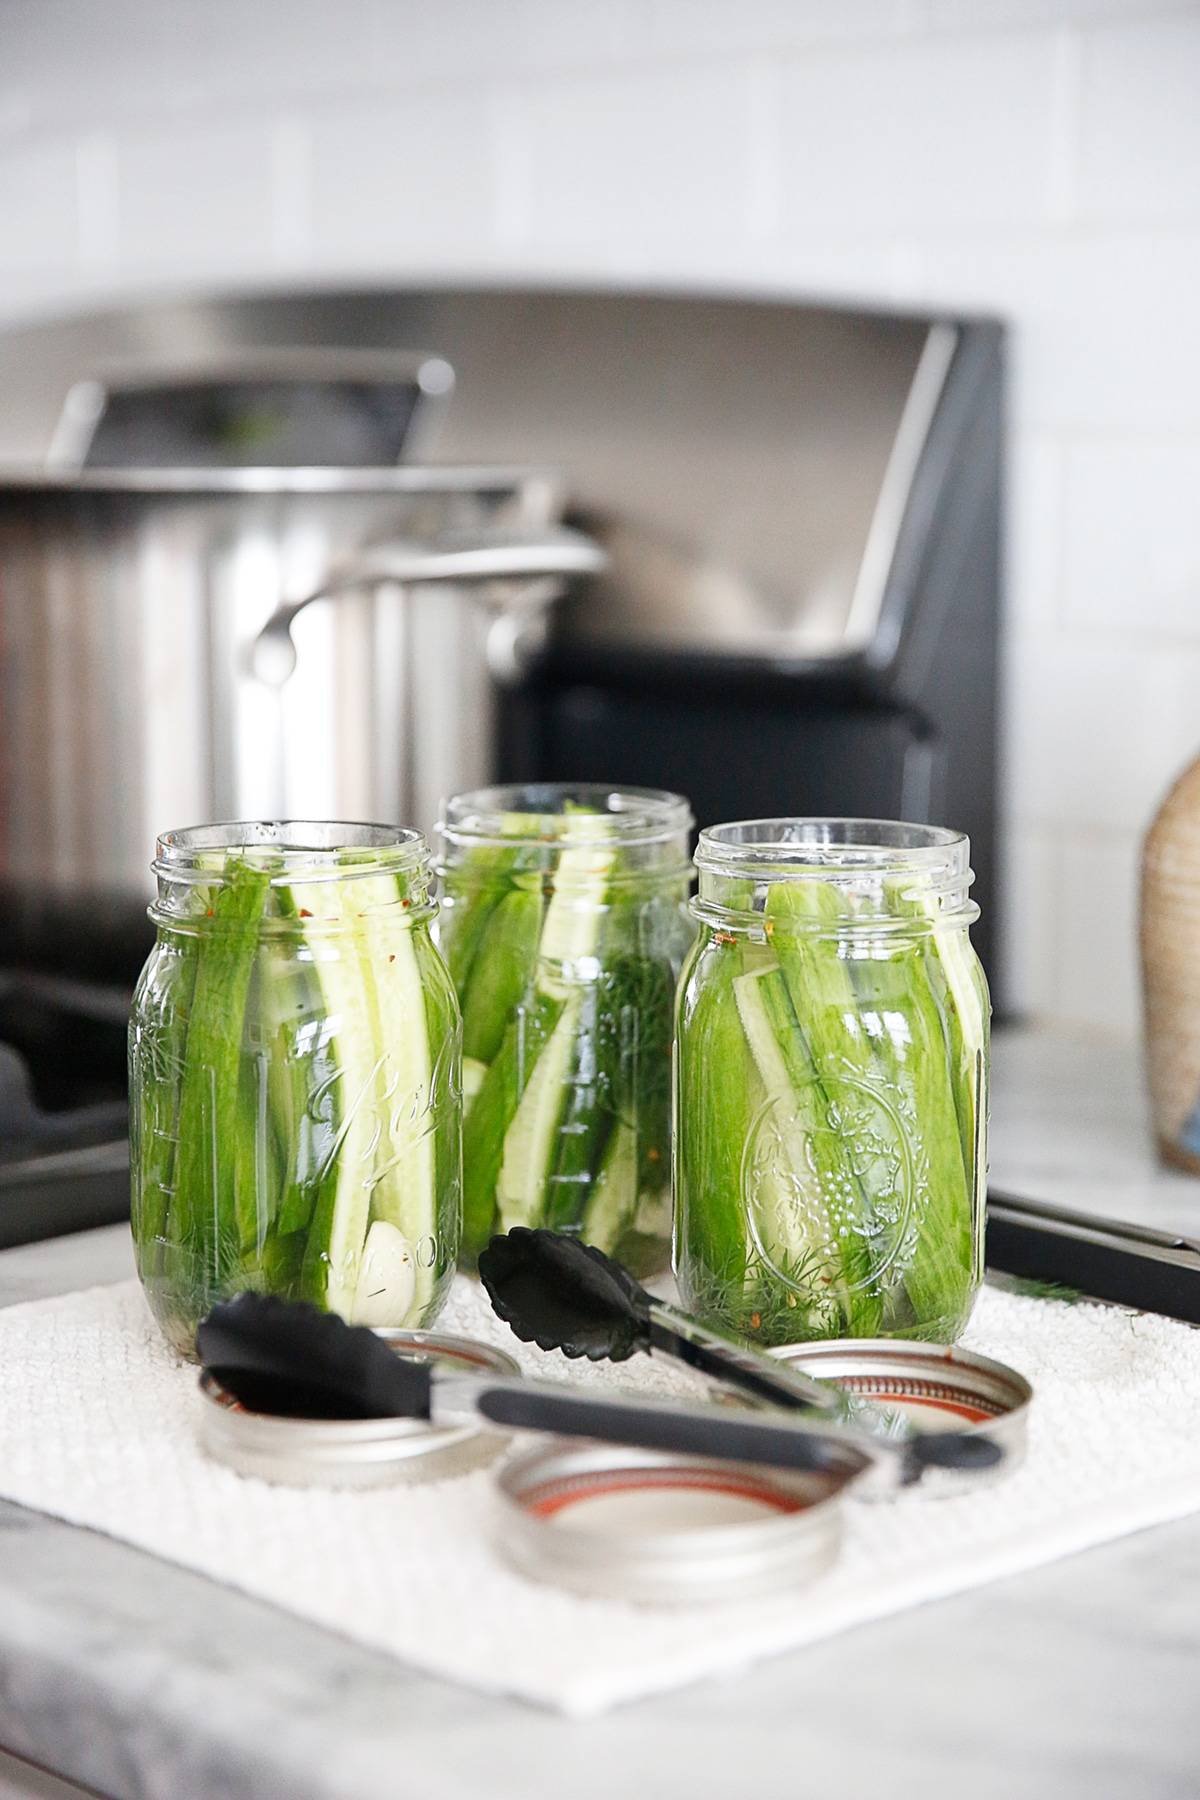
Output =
[{"x1": 196, "y1": 1293, "x2": 1001, "y2": 1491}]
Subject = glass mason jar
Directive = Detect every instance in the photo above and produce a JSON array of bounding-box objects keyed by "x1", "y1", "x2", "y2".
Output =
[
  {"x1": 436, "y1": 784, "x2": 694, "y2": 1274},
  {"x1": 674, "y1": 819, "x2": 989, "y2": 1347},
  {"x1": 129, "y1": 822, "x2": 461, "y2": 1357}
]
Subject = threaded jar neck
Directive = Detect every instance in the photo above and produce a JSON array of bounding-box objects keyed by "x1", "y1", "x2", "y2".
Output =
[
  {"x1": 437, "y1": 784, "x2": 693, "y2": 886},
  {"x1": 694, "y1": 817, "x2": 977, "y2": 935},
  {"x1": 151, "y1": 820, "x2": 433, "y2": 929}
]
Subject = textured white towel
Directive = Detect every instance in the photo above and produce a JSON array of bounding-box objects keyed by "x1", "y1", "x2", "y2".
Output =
[{"x1": 0, "y1": 1275, "x2": 1198, "y2": 1717}]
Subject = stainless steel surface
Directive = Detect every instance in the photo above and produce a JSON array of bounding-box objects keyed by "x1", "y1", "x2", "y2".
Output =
[
  {"x1": 0, "y1": 287, "x2": 946, "y2": 663},
  {"x1": 493, "y1": 1439, "x2": 856, "y2": 1604},
  {"x1": 0, "y1": 463, "x2": 587, "y2": 898},
  {"x1": 847, "y1": 321, "x2": 958, "y2": 665},
  {"x1": 433, "y1": 1369, "x2": 894, "y2": 1488},
  {"x1": 198, "y1": 1330, "x2": 520, "y2": 1488},
  {"x1": 47, "y1": 346, "x2": 457, "y2": 471},
  {"x1": 250, "y1": 522, "x2": 607, "y2": 684}
]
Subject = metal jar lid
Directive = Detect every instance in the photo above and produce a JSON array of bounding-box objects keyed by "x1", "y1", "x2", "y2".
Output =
[
  {"x1": 493, "y1": 1437, "x2": 870, "y2": 1605},
  {"x1": 771, "y1": 1339, "x2": 1033, "y2": 1489},
  {"x1": 198, "y1": 1327, "x2": 522, "y2": 1488}
]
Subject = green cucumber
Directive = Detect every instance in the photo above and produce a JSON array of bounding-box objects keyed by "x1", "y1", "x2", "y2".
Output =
[
  {"x1": 582, "y1": 1117, "x2": 639, "y2": 1253},
  {"x1": 537, "y1": 813, "x2": 616, "y2": 993},
  {"x1": 673, "y1": 941, "x2": 755, "y2": 1311},
  {"x1": 408, "y1": 926, "x2": 463, "y2": 1291},
  {"x1": 461, "y1": 992, "x2": 563, "y2": 1260},
  {"x1": 461, "y1": 887, "x2": 543, "y2": 1065},
  {"x1": 285, "y1": 870, "x2": 444, "y2": 1322},
  {"x1": 731, "y1": 965, "x2": 852, "y2": 1334},
  {"x1": 884, "y1": 874, "x2": 990, "y2": 1212},
  {"x1": 232, "y1": 1030, "x2": 278, "y2": 1256},
  {"x1": 168, "y1": 857, "x2": 272, "y2": 1309},
  {"x1": 762, "y1": 883, "x2": 887, "y2": 1331},
  {"x1": 360, "y1": 900, "x2": 441, "y2": 1318},
  {"x1": 493, "y1": 815, "x2": 619, "y2": 1233},
  {"x1": 542, "y1": 980, "x2": 617, "y2": 1232},
  {"x1": 496, "y1": 996, "x2": 583, "y2": 1231},
  {"x1": 129, "y1": 930, "x2": 200, "y2": 1289},
  {"x1": 462, "y1": 1057, "x2": 488, "y2": 1115},
  {"x1": 439, "y1": 811, "x2": 548, "y2": 992},
  {"x1": 860, "y1": 878, "x2": 981, "y2": 1331}
]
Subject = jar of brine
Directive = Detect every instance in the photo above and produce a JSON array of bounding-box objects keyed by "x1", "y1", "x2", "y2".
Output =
[
  {"x1": 674, "y1": 820, "x2": 989, "y2": 1346},
  {"x1": 129, "y1": 823, "x2": 461, "y2": 1356},
  {"x1": 437, "y1": 784, "x2": 694, "y2": 1273}
]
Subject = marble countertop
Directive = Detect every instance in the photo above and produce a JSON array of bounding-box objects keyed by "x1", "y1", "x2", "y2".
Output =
[
  {"x1": 2, "y1": 1026, "x2": 1199, "y2": 1800},
  {"x1": 990, "y1": 1026, "x2": 1200, "y2": 1235}
]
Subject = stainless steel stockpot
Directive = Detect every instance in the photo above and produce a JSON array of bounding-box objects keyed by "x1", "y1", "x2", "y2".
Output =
[{"x1": 0, "y1": 464, "x2": 601, "y2": 909}]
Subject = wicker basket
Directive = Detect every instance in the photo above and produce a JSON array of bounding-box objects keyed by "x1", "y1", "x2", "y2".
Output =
[{"x1": 1142, "y1": 753, "x2": 1200, "y2": 1174}]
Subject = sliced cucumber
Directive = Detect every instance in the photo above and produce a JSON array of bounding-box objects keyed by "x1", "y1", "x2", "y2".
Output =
[
  {"x1": 463, "y1": 1056, "x2": 488, "y2": 1108},
  {"x1": 582, "y1": 1118, "x2": 639, "y2": 1253},
  {"x1": 496, "y1": 995, "x2": 583, "y2": 1231},
  {"x1": 289, "y1": 871, "x2": 438, "y2": 1322},
  {"x1": 538, "y1": 813, "x2": 615, "y2": 996},
  {"x1": 362, "y1": 897, "x2": 439, "y2": 1318},
  {"x1": 170, "y1": 858, "x2": 272, "y2": 1301},
  {"x1": 732, "y1": 967, "x2": 845, "y2": 1326},
  {"x1": 462, "y1": 886, "x2": 543, "y2": 1064},
  {"x1": 461, "y1": 992, "x2": 562, "y2": 1259}
]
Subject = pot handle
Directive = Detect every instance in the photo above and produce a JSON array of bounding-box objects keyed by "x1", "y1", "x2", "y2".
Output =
[{"x1": 249, "y1": 523, "x2": 606, "y2": 685}]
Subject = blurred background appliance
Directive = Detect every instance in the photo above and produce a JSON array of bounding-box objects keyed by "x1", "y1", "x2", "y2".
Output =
[
  {"x1": 0, "y1": 285, "x2": 1004, "y2": 965},
  {"x1": 0, "y1": 344, "x2": 603, "y2": 929},
  {"x1": 0, "y1": 284, "x2": 1002, "y2": 1245}
]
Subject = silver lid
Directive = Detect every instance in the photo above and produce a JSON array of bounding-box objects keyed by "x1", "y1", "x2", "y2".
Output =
[
  {"x1": 198, "y1": 1327, "x2": 522, "y2": 1488},
  {"x1": 771, "y1": 1338, "x2": 1032, "y2": 1490},
  {"x1": 494, "y1": 1438, "x2": 867, "y2": 1605}
]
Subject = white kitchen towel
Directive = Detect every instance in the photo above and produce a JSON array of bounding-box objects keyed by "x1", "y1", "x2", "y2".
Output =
[{"x1": 0, "y1": 1275, "x2": 1198, "y2": 1717}]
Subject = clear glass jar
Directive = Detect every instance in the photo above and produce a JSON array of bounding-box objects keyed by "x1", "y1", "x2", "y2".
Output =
[
  {"x1": 674, "y1": 819, "x2": 989, "y2": 1346},
  {"x1": 436, "y1": 784, "x2": 694, "y2": 1274},
  {"x1": 129, "y1": 822, "x2": 461, "y2": 1357}
]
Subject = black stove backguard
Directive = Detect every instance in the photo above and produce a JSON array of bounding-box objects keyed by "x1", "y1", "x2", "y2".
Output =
[{"x1": 497, "y1": 318, "x2": 1004, "y2": 997}]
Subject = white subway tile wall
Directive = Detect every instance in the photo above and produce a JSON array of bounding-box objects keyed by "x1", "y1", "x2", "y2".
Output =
[{"x1": 1, "y1": 0, "x2": 1198, "y2": 1032}]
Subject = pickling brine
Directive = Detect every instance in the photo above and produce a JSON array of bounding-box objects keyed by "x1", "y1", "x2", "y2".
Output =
[
  {"x1": 129, "y1": 823, "x2": 461, "y2": 1357},
  {"x1": 674, "y1": 819, "x2": 989, "y2": 1346},
  {"x1": 436, "y1": 785, "x2": 694, "y2": 1274}
]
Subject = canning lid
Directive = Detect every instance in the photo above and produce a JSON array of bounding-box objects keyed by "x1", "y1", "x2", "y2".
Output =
[
  {"x1": 772, "y1": 1339, "x2": 1032, "y2": 1484},
  {"x1": 494, "y1": 1437, "x2": 870, "y2": 1605},
  {"x1": 198, "y1": 1328, "x2": 521, "y2": 1488}
]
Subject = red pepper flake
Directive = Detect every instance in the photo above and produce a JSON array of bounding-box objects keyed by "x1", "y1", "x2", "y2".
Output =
[
  {"x1": 647, "y1": 1146, "x2": 661, "y2": 1163},
  {"x1": 205, "y1": 908, "x2": 214, "y2": 917},
  {"x1": 763, "y1": 918, "x2": 775, "y2": 937},
  {"x1": 299, "y1": 908, "x2": 313, "y2": 918},
  {"x1": 388, "y1": 954, "x2": 396, "y2": 963},
  {"x1": 749, "y1": 1312, "x2": 762, "y2": 1331},
  {"x1": 401, "y1": 898, "x2": 411, "y2": 909},
  {"x1": 714, "y1": 930, "x2": 738, "y2": 946}
]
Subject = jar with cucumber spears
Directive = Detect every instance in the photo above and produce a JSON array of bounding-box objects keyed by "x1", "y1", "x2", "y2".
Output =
[
  {"x1": 129, "y1": 823, "x2": 461, "y2": 1357},
  {"x1": 675, "y1": 820, "x2": 989, "y2": 1347},
  {"x1": 437, "y1": 785, "x2": 694, "y2": 1273}
]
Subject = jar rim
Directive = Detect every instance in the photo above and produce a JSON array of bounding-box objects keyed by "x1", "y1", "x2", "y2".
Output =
[
  {"x1": 439, "y1": 784, "x2": 693, "y2": 850},
  {"x1": 154, "y1": 819, "x2": 429, "y2": 884},
  {"x1": 696, "y1": 817, "x2": 968, "y2": 876}
]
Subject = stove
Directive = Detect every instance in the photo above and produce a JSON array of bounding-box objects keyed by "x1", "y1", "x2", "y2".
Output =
[{"x1": 0, "y1": 970, "x2": 132, "y2": 1249}]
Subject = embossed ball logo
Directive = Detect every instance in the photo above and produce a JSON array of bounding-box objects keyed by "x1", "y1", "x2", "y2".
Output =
[{"x1": 740, "y1": 1076, "x2": 914, "y2": 1295}]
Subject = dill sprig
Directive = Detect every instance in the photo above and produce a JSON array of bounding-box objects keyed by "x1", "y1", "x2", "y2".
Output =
[{"x1": 1001, "y1": 1275, "x2": 1085, "y2": 1305}]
